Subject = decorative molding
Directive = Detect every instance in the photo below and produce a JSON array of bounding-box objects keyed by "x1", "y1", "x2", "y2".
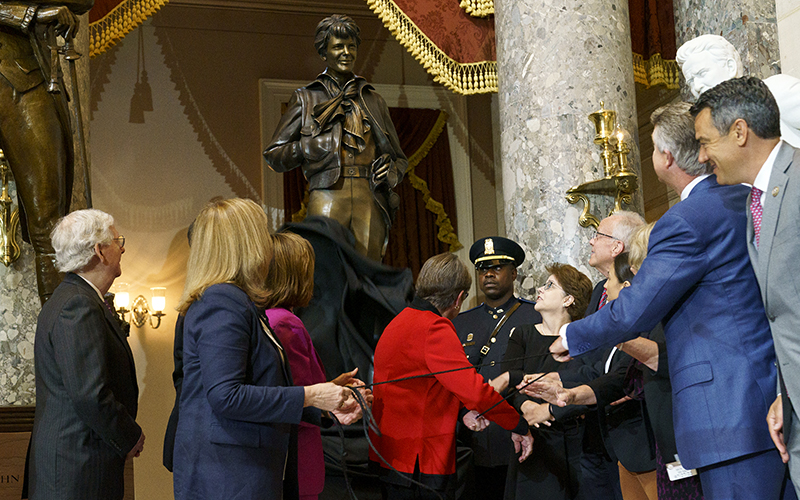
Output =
[
  {"x1": 0, "y1": 406, "x2": 35, "y2": 433},
  {"x1": 165, "y1": 0, "x2": 374, "y2": 16}
]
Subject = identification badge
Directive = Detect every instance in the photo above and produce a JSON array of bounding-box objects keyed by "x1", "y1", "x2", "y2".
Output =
[{"x1": 666, "y1": 459, "x2": 697, "y2": 481}]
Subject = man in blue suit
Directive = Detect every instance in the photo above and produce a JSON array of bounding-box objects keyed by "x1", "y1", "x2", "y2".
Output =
[
  {"x1": 549, "y1": 102, "x2": 788, "y2": 499},
  {"x1": 691, "y1": 76, "x2": 800, "y2": 498}
]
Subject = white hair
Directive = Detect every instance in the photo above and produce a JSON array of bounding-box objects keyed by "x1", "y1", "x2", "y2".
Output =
[
  {"x1": 676, "y1": 35, "x2": 743, "y2": 77},
  {"x1": 609, "y1": 211, "x2": 646, "y2": 248},
  {"x1": 51, "y1": 209, "x2": 116, "y2": 273}
]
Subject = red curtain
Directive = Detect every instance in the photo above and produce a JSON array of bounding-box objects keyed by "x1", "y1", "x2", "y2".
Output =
[{"x1": 384, "y1": 108, "x2": 457, "y2": 279}]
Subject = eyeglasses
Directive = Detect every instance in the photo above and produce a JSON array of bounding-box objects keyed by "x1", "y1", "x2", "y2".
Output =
[
  {"x1": 539, "y1": 280, "x2": 563, "y2": 291},
  {"x1": 592, "y1": 230, "x2": 620, "y2": 242},
  {"x1": 112, "y1": 236, "x2": 125, "y2": 249}
]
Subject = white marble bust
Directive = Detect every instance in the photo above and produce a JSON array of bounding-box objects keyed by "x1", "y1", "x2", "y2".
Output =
[
  {"x1": 677, "y1": 34, "x2": 800, "y2": 148},
  {"x1": 676, "y1": 35, "x2": 744, "y2": 98}
]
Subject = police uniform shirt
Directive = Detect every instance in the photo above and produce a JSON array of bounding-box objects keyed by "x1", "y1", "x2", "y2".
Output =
[
  {"x1": 452, "y1": 296, "x2": 542, "y2": 468},
  {"x1": 454, "y1": 296, "x2": 541, "y2": 382}
]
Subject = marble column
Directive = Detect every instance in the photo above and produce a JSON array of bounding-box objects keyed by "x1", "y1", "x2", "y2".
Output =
[
  {"x1": 0, "y1": 178, "x2": 40, "y2": 406},
  {"x1": 494, "y1": 0, "x2": 643, "y2": 293},
  {"x1": 674, "y1": 0, "x2": 781, "y2": 78}
]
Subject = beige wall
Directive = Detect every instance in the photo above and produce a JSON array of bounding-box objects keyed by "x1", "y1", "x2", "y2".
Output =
[
  {"x1": 89, "y1": 3, "x2": 498, "y2": 498},
  {"x1": 776, "y1": 0, "x2": 800, "y2": 77}
]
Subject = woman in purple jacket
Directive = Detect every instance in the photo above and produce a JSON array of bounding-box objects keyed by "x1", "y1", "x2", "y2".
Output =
[{"x1": 264, "y1": 231, "x2": 365, "y2": 500}]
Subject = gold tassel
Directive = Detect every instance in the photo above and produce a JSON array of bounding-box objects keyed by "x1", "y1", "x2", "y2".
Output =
[
  {"x1": 632, "y1": 52, "x2": 680, "y2": 89},
  {"x1": 366, "y1": 0, "x2": 497, "y2": 95},
  {"x1": 459, "y1": 0, "x2": 494, "y2": 18},
  {"x1": 89, "y1": 0, "x2": 169, "y2": 57}
]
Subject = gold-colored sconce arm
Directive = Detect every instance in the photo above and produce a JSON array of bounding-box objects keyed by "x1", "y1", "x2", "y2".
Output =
[
  {"x1": 0, "y1": 150, "x2": 21, "y2": 266},
  {"x1": 565, "y1": 102, "x2": 639, "y2": 228},
  {"x1": 131, "y1": 294, "x2": 166, "y2": 329}
]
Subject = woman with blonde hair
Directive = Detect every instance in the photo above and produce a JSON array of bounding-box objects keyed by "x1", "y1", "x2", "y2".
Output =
[
  {"x1": 172, "y1": 198, "x2": 357, "y2": 500},
  {"x1": 264, "y1": 231, "x2": 366, "y2": 500}
]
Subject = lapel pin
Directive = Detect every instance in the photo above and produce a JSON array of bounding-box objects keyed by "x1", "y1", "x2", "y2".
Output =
[{"x1": 772, "y1": 186, "x2": 780, "y2": 197}]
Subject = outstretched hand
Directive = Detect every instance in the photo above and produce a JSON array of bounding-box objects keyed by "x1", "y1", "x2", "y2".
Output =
[
  {"x1": 520, "y1": 378, "x2": 574, "y2": 408},
  {"x1": 549, "y1": 337, "x2": 572, "y2": 362}
]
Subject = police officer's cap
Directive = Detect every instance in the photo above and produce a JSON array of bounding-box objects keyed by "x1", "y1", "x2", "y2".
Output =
[{"x1": 469, "y1": 237, "x2": 525, "y2": 269}]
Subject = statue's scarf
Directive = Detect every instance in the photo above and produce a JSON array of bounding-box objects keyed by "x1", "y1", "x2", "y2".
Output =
[{"x1": 313, "y1": 77, "x2": 371, "y2": 152}]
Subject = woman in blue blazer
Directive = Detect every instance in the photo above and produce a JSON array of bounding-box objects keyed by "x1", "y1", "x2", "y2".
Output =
[{"x1": 172, "y1": 198, "x2": 352, "y2": 500}]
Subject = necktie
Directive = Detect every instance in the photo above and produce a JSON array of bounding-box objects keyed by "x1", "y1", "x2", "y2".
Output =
[
  {"x1": 750, "y1": 186, "x2": 764, "y2": 248},
  {"x1": 598, "y1": 289, "x2": 608, "y2": 310}
]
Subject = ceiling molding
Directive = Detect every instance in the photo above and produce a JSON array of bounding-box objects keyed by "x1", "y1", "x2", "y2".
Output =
[{"x1": 165, "y1": 0, "x2": 374, "y2": 17}]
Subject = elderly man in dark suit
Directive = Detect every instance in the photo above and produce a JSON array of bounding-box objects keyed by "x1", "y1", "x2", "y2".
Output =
[
  {"x1": 692, "y1": 76, "x2": 800, "y2": 498},
  {"x1": 0, "y1": 0, "x2": 93, "y2": 303},
  {"x1": 29, "y1": 209, "x2": 144, "y2": 500}
]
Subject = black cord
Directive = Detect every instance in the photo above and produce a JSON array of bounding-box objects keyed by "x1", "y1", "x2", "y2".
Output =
[
  {"x1": 362, "y1": 352, "x2": 552, "y2": 389},
  {"x1": 327, "y1": 352, "x2": 556, "y2": 500},
  {"x1": 475, "y1": 371, "x2": 549, "y2": 418}
]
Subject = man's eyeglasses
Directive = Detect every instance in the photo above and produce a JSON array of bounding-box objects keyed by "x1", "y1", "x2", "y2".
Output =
[
  {"x1": 591, "y1": 230, "x2": 620, "y2": 241},
  {"x1": 112, "y1": 236, "x2": 125, "y2": 249}
]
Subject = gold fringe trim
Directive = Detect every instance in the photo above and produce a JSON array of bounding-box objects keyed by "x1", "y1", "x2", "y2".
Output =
[
  {"x1": 632, "y1": 52, "x2": 680, "y2": 89},
  {"x1": 366, "y1": 0, "x2": 497, "y2": 95},
  {"x1": 89, "y1": 0, "x2": 169, "y2": 58},
  {"x1": 459, "y1": 0, "x2": 494, "y2": 18},
  {"x1": 290, "y1": 110, "x2": 462, "y2": 252},
  {"x1": 404, "y1": 110, "x2": 463, "y2": 252}
]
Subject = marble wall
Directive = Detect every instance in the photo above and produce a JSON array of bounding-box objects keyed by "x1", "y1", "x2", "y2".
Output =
[
  {"x1": 0, "y1": 179, "x2": 40, "y2": 407},
  {"x1": 494, "y1": 0, "x2": 643, "y2": 291},
  {"x1": 674, "y1": 0, "x2": 781, "y2": 78}
]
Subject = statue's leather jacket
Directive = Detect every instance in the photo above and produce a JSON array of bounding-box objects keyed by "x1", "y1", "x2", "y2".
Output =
[{"x1": 263, "y1": 71, "x2": 408, "y2": 193}]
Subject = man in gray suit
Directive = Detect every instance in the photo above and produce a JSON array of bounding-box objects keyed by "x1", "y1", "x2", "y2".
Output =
[
  {"x1": 29, "y1": 209, "x2": 144, "y2": 500},
  {"x1": 691, "y1": 76, "x2": 800, "y2": 497}
]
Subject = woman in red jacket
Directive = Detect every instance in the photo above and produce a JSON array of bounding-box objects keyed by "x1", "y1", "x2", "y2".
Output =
[{"x1": 371, "y1": 252, "x2": 533, "y2": 500}]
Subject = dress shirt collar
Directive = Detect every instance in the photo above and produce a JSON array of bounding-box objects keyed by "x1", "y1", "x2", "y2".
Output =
[
  {"x1": 76, "y1": 274, "x2": 105, "y2": 301},
  {"x1": 680, "y1": 174, "x2": 711, "y2": 201},
  {"x1": 751, "y1": 141, "x2": 783, "y2": 207}
]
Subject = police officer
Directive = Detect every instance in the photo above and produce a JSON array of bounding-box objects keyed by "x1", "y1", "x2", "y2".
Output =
[{"x1": 453, "y1": 237, "x2": 541, "y2": 500}]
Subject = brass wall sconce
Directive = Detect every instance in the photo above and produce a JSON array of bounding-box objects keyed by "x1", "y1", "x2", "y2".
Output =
[
  {"x1": 0, "y1": 148, "x2": 21, "y2": 266},
  {"x1": 114, "y1": 286, "x2": 167, "y2": 329},
  {"x1": 565, "y1": 102, "x2": 639, "y2": 229}
]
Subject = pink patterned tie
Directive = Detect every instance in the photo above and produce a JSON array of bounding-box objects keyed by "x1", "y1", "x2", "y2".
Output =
[{"x1": 750, "y1": 186, "x2": 764, "y2": 248}]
